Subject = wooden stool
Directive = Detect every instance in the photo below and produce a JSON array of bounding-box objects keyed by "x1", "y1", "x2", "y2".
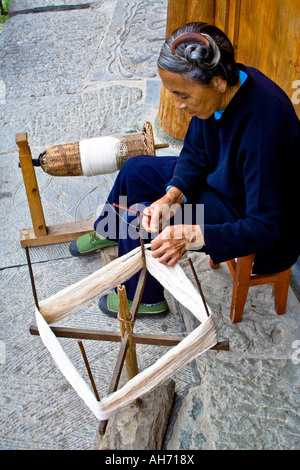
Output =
[{"x1": 210, "y1": 254, "x2": 291, "y2": 323}]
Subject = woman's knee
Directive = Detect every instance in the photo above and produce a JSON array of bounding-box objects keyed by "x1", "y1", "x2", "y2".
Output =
[
  {"x1": 117, "y1": 155, "x2": 178, "y2": 203},
  {"x1": 120, "y1": 155, "x2": 152, "y2": 176}
]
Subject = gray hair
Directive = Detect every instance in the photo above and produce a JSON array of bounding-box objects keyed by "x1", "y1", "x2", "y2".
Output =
[{"x1": 158, "y1": 22, "x2": 239, "y2": 86}]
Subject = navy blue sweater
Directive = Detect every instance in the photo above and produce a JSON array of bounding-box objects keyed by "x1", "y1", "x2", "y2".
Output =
[{"x1": 167, "y1": 65, "x2": 300, "y2": 274}]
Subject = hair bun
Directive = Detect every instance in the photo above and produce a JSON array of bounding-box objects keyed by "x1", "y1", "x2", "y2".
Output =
[
  {"x1": 172, "y1": 32, "x2": 221, "y2": 70},
  {"x1": 158, "y1": 23, "x2": 238, "y2": 87},
  {"x1": 186, "y1": 43, "x2": 210, "y2": 61}
]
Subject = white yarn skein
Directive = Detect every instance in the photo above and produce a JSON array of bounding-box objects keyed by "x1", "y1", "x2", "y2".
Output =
[
  {"x1": 35, "y1": 246, "x2": 217, "y2": 421},
  {"x1": 79, "y1": 136, "x2": 123, "y2": 176}
]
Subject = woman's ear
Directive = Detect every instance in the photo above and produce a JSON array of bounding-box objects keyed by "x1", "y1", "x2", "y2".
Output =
[{"x1": 212, "y1": 76, "x2": 227, "y2": 93}]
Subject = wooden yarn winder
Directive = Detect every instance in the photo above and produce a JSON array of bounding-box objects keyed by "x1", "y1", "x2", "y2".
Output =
[{"x1": 19, "y1": 123, "x2": 230, "y2": 439}]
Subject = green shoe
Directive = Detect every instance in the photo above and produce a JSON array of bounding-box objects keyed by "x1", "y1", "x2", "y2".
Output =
[
  {"x1": 99, "y1": 292, "x2": 169, "y2": 318},
  {"x1": 69, "y1": 231, "x2": 118, "y2": 256}
]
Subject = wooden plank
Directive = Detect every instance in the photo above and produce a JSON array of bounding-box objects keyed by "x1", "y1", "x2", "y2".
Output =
[
  {"x1": 20, "y1": 219, "x2": 96, "y2": 247},
  {"x1": 100, "y1": 245, "x2": 118, "y2": 266},
  {"x1": 29, "y1": 324, "x2": 229, "y2": 350},
  {"x1": 29, "y1": 324, "x2": 185, "y2": 346},
  {"x1": 16, "y1": 133, "x2": 47, "y2": 237},
  {"x1": 249, "y1": 273, "x2": 278, "y2": 287}
]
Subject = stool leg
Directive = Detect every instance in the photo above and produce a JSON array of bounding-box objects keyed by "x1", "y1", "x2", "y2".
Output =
[
  {"x1": 274, "y1": 268, "x2": 291, "y2": 315},
  {"x1": 229, "y1": 255, "x2": 255, "y2": 323}
]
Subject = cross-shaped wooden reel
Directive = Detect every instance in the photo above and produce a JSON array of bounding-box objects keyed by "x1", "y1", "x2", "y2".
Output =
[{"x1": 27, "y1": 237, "x2": 229, "y2": 435}]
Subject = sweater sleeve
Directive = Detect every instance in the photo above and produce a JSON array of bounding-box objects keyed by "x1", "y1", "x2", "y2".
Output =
[
  {"x1": 166, "y1": 118, "x2": 210, "y2": 199},
  {"x1": 204, "y1": 115, "x2": 295, "y2": 264}
]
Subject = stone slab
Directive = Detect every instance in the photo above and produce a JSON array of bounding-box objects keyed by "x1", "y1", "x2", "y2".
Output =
[
  {"x1": 0, "y1": 9, "x2": 110, "y2": 101},
  {"x1": 0, "y1": 1, "x2": 166, "y2": 155},
  {"x1": 165, "y1": 356, "x2": 300, "y2": 450},
  {"x1": 9, "y1": 0, "x2": 96, "y2": 14},
  {"x1": 90, "y1": 0, "x2": 167, "y2": 82},
  {"x1": 145, "y1": 79, "x2": 162, "y2": 108},
  {"x1": 0, "y1": 7, "x2": 161, "y2": 154},
  {"x1": 0, "y1": 87, "x2": 152, "y2": 154}
]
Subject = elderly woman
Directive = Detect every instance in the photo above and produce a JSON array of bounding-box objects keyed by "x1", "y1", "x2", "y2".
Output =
[{"x1": 70, "y1": 22, "x2": 300, "y2": 317}]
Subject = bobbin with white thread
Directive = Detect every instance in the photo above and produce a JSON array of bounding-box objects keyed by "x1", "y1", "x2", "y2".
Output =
[{"x1": 37, "y1": 122, "x2": 166, "y2": 177}]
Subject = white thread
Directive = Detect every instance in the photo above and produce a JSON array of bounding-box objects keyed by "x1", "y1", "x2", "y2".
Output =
[
  {"x1": 79, "y1": 136, "x2": 123, "y2": 176},
  {"x1": 39, "y1": 245, "x2": 143, "y2": 324},
  {"x1": 36, "y1": 246, "x2": 217, "y2": 420}
]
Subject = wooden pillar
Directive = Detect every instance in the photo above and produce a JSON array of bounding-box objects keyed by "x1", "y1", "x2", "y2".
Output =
[{"x1": 157, "y1": 0, "x2": 216, "y2": 140}]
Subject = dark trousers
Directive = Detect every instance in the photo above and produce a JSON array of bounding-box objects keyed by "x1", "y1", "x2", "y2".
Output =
[{"x1": 94, "y1": 155, "x2": 241, "y2": 303}]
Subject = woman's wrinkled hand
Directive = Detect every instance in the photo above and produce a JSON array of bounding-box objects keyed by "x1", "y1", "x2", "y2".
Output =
[
  {"x1": 142, "y1": 198, "x2": 180, "y2": 233},
  {"x1": 150, "y1": 224, "x2": 205, "y2": 267},
  {"x1": 142, "y1": 186, "x2": 185, "y2": 233}
]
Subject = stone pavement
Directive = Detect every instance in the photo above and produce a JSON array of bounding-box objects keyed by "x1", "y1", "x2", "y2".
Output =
[{"x1": 0, "y1": 0, "x2": 299, "y2": 450}]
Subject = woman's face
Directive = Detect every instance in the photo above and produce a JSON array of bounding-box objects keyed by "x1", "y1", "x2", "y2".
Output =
[{"x1": 158, "y1": 67, "x2": 226, "y2": 119}]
